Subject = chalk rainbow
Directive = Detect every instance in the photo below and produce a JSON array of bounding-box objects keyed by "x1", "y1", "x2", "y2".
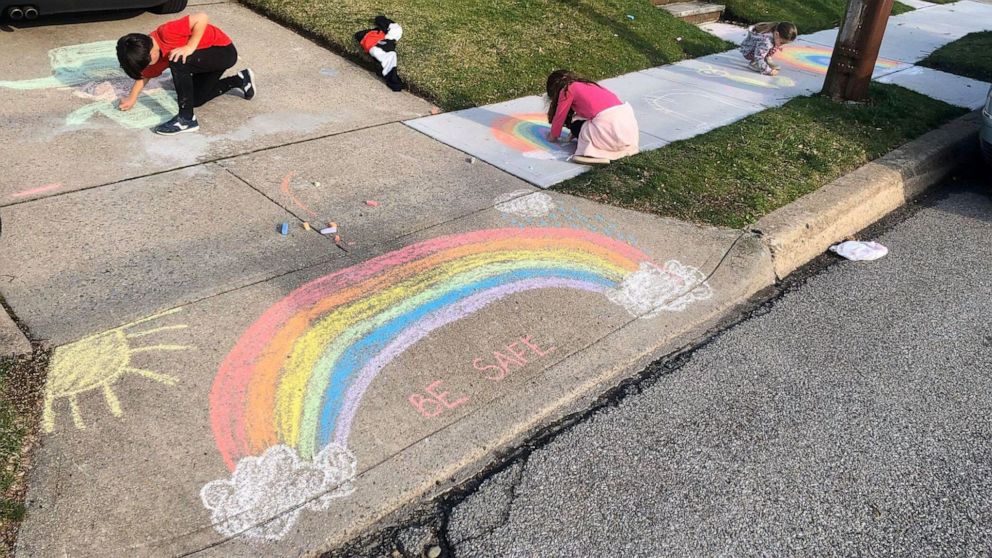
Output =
[
  {"x1": 777, "y1": 44, "x2": 902, "y2": 75},
  {"x1": 491, "y1": 112, "x2": 570, "y2": 153},
  {"x1": 210, "y1": 227, "x2": 654, "y2": 470}
]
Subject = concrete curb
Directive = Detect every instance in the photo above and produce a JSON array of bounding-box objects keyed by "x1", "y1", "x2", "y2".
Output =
[
  {"x1": 0, "y1": 304, "x2": 30, "y2": 358},
  {"x1": 751, "y1": 110, "x2": 983, "y2": 280}
]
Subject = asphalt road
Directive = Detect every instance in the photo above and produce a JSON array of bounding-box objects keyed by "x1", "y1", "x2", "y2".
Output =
[{"x1": 445, "y1": 173, "x2": 992, "y2": 557}]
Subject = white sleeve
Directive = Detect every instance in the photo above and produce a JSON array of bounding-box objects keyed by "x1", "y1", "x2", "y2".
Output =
[{"x1": 385, "y1": 23, "x2": 403, "y2": 41}]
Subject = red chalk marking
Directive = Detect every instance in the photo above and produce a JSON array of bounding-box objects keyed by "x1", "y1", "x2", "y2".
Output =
[
  {"x1": 11, "y1": 183, "x2": 62, "y2": 198},
  {"x1": 520, "y1": 335, "x2": 556, "y2": 357},
  {"x1": 409, "y1": 380, "x2": 469, "y2": 418},
  {"x1": 472, "y1": 335, "x2": 557, "y2": 382},
  {"x1": 473, "y1": 358, "x2": 504, "y2": 381},
  {"x1": 493, "y1": 350, "x2": 525, "y2": 374},
  {"x1": 280, "y1": 172, "x2": 318, "y2": 217}
]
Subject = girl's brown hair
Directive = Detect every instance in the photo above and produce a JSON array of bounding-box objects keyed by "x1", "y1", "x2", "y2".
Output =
[
  {"x1": 753, "y1": 21, "x2": 798, "y2": 41},
  {"x1": 546, "y1": 69, "x2": 599, "y2": 124}
]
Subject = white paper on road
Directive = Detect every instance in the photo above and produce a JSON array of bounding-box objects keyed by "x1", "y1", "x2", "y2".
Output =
[
  {"x1": 830, "y1": 241, "x2": 889, "y2": 261},
  {"x1": 877, "y1": 66, "x2": 992, "y2": 110}
]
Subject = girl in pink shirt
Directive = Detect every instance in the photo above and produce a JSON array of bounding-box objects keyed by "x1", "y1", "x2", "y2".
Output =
[{"x1": 546, "y1": 70, "x2": 639, "y2": 164}]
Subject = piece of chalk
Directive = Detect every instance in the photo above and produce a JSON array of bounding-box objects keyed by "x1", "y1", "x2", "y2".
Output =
[
  {"x1": 303, "y1": 222, "x2": 311, "y2": 231},
  {"x1": 334, "y1": 235, "x2": 341, "y2": 243},
  {"x1": 319, "y1": 226, "x2": 337, "y2": 235},
  {"x1": 328, "y1": 221, "x2": 337, "y2": 228},
  {"x1": 365, "y1": 200, "x2": 379, "y2": 207},
  {"x1": 313, "y1": 181, "x2": 321, "y2": 187},
  {"x1": 279, "y1": 222, "x2": 289, "y2": 235}
]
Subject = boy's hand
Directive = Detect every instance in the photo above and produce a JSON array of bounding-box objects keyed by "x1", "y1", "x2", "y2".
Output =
[
  {"x1": 119, "y1": 97, "x2": 136, "y2": 111},
  {"x1": 169, "y1": 45, "x2": 196, "y2": 64}
]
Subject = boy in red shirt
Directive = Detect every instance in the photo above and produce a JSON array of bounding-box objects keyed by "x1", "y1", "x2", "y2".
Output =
[{"x1": 116, "y1": 13, "x2": 255, "y2": 135}]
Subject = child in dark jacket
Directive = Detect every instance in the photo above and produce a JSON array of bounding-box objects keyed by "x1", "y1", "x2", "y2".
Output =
[{"x1": 739, "y1": 21, "x2": 798, "y2": 76}]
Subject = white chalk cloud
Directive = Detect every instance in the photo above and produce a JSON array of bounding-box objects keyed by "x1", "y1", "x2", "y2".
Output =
[
  {"x1": 200, "y1": 443, "x2": 357, "y2": 542},
  {"x1": 608, "y1": 260, "x2": 713, "y2": 319},
  {"x1": 493, "y1": 190, "x2": 557, "y2": 217}
]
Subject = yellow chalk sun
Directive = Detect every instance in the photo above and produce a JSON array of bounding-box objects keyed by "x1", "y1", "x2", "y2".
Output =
[{"x1": 43, "y1": 308, "x2": 193, "y2": 433}]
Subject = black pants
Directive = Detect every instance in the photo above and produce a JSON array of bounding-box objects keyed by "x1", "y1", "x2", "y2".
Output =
[
  {"x1": 567, "y1": 119, "x2": 585, "y2": 139},
  {"x1": 168, "y1": 44, "x2": 240, "y2": 119}
]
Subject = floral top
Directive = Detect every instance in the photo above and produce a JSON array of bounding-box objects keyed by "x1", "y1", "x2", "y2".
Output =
[{"x1": 739, "y1": 29, "x2": 780, "y2": 75}]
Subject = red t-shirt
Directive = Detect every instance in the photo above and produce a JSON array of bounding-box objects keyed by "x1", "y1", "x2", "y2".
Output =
[
  {"x1": 359, "y1": 30, "x2": 385, "y2": 53},
  {"x1": 141, "y1": 16, "x2": 233, "y2": 78}
]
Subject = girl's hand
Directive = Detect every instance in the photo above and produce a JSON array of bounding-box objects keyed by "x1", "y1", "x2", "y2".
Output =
[
  {"x1": 169, "y1": 45, "x2": 196, "y2": 64},
  {"x1": 119, "y1": 97, "x2": 136, "y2": 111},
  {"x1": 547, "y1": 132, "x2": 559, "y2": 143},
  {"x1": 769, "y1": 69, "x2": 780, "y2": 76}
]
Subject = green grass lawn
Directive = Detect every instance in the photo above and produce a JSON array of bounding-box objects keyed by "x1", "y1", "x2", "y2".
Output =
[
  {"x1": 919, "y1": 31, "x2": 992, "y2": 82},
  {"x1": 0, "y1": 357, "x2": 27, "y2": 551},
  {"x1": 556, "y1": 84, "x2": 965, "y2": 229},
  {"x1": 722, "y1": 0, "x2": 914, "y2": 34},
  {"x1": 238, "y1": 0, "x2": 731, "y2": 110}
]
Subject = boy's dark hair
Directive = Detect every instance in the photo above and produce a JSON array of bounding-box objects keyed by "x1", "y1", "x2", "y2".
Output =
[{"x1": 117, "y1": 33, "x2": 153, "y2": 80}]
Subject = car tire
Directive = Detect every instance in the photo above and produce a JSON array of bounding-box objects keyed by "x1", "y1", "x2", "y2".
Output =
[{"x1": 154, "y1": 0, "x2": 188, "y2": 14}]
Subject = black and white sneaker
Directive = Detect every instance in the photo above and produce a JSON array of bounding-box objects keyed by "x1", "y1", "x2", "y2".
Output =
[
  {"x1": 239, "y1": 68, "x2": 256, "y2": 100},
  {"x1": 154, "y1": 114, "x2": 199, "y2": 136}
]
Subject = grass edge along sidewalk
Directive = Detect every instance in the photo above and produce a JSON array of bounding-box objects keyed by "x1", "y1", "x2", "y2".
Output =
[
  {"x1": 236, "y1": 0, "x2": 731, "y2": 110},
  {"x1": 722, "y1": 0, "x2": 914, "y2": 34},
  {"x1": 556, "y1": 83, "x2": 967, "y2": 229},
  {"x1": 919, "y1": 31, "x2": 992, "y2": 83},
  {"x1": 0, "y1": 351, "x2": 46, "y2": 557}
]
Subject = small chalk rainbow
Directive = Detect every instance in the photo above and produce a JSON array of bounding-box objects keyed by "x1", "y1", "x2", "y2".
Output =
[
  {"x1": 491, "y1": 112, "x2": 569, "y2": 153},
  {"x1": 776, "y1": 44, "x2": 902, "y2": 75}
]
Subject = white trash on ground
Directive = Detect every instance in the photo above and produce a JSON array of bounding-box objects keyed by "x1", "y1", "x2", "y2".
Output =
[{"x1": 829, "y1": 240, "x2": 889, "y2": 261}]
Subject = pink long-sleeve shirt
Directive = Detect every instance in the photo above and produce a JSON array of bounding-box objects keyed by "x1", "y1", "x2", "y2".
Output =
[{"x1": 549, "y1": 82, "x2": 623, "y2": 140}]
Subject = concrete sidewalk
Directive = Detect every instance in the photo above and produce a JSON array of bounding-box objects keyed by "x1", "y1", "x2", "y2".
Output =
[
  {"x1": 406, "y1": 0, "x2": 992, "y2": 188},
  {"x1": 0, "y1": 4, "x2": 774, "y2": 556}
]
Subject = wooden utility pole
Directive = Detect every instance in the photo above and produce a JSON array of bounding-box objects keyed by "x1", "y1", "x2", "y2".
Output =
[{"x1": 822, "y1": 0, "x2": 894, "y2": 101}]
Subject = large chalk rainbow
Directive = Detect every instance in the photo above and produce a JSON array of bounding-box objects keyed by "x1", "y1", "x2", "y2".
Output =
[{"x1": 210, "y1": 227, "x2": 662, "y2": 470}]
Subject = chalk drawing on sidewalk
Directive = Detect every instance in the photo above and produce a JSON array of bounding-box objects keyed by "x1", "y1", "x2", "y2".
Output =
[
  {"x1": 204, "y1": 227, "x2": 713, "y2": 541},
  {"x1": 42, "y1": 308, "x2": 191, "y2": 433},
  {"x1": 608, "y1": 261, "x2": 713, "y2": 318},
  {"x1": 495, "y1": 196, "x2": 639, "y2": 247},
  {"x1": 643, "y1": 89, "x2": 753, "y2": 129},
  {"x1": 280, "y1": 171, "x2": 319, "y2": 218},
  {"x1": 491, "y1": 113, "x2": 575, "y2": 160},
  {"x1": 10, "y1": 183, "x2": 63, "y2": 199},
  {"x1": 0, "y1": 40, "x2": 177, "y2": 129},
  {"x1": 776, "y1": 44, "x2": 902, "y2": 75},
  {"x1": 201, "y1": 443, "x2": 356, "y2": 541},
  {"x1": 696, "y1": 64, "x2": 797, "y2": 89},
  {"x1": 494, "y1": 190, "x2": 556, "y2": 218}
]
